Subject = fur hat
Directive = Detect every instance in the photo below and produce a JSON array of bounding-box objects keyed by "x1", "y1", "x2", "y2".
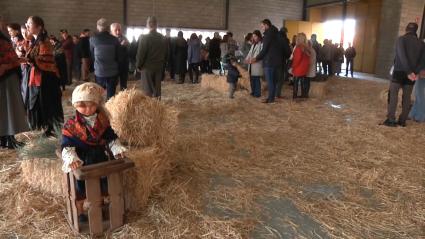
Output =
[{"x1": 72, "y1": 82, "x2": 105, "y2": 106}]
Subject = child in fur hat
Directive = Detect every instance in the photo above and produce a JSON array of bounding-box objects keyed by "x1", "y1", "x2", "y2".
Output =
[{"x1": 61, "y1": 82, "x2": 127, "y2": 223}]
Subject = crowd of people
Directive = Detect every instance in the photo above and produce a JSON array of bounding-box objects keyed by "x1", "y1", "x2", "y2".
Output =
[{"x1": 1, "y1": 15, "x2": 425, "y2": 151}]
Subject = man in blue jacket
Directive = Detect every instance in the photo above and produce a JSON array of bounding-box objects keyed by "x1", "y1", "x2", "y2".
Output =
[
  {"x1": 251, "y1": 19, "x2": 283, "y2": 103},
  {"x1": 90, "y1": 18, "x2": 120, "y2": 99}
]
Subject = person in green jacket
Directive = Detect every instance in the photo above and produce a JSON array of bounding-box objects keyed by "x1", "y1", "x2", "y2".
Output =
[{"x1": 136, "y1": 16, "x2": 167, "y2": 98}]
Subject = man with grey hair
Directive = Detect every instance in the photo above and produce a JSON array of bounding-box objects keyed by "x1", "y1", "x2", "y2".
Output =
[
  {"x1": 90, "y1": 18, "x2": 120, "y2": 99},
  {"x1": 136, "y1": 16, "x2": 167, "y2": 98},
  {"x1": 111, "y1": 22, "x2": 129, "y2": 90}
]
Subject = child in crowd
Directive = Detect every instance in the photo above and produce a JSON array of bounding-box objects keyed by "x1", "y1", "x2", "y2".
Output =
[
  {"x1": 226, "y1": 57, "x2": 240, "y2": 99},
  {"x1": 61, "y1": 82, "x2": 127, "y2": 223}
]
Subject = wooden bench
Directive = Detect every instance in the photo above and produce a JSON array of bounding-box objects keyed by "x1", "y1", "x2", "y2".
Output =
[{"x1": 62, "y1": 158, "x2": 135, "y2": 236}]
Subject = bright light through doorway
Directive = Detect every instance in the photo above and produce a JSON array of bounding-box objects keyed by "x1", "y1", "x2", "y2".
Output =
[
  {"x1": 126, "y1": 27, "x2": 226, "y2": 44},
  {"x1": 324, "y1": 19, "x2": 356, "y2": 48}
]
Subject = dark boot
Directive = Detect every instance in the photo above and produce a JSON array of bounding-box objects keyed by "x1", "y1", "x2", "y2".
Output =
[
  {"x1": 0, "y1": 136, "x2": 7, "y2": 148},
  {"x1": 382, "y1": 119, "x2": 398, "y2": 127},
  {"x1": 398, "y1": 120, "x2": 407, "y2": 127},
  {"x1": 5, "y1": 136, "x2": 24, "y2": 149},
  {"x1": 293, "y1": 78, "x2": 299, "y2": 99}
]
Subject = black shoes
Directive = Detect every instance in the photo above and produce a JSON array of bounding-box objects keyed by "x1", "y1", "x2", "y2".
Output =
[
  {"x1": 262, "y1": 99, "x2": 275, "y2": 104},
  {"x1": 382, "y1": 119, "x2": 406, "y2": 127},
  {"x1": 0, "y1": 136, "x2": 6, "y2": 148},
  {"x1": 398, "y1": 120, "x2": 407, "y2": 127},
  {"x1": 0, "y1": 136, "x2": 24, "y2": 149},
  {"x1": 382, "y1": 119, "x2": 398, "y2": 127}
]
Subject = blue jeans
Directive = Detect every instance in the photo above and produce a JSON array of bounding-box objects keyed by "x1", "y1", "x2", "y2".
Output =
[
  {"x1": 95, "y1": 75, "x2": 117, "y2": 100},
  {"x1": 250, "y1": 76, "x2": 261, "y2": 97},
  {"x1": 264, "y1": 67, "x2": 277, "y2": 102},
  {"x1": 409, "y1": 78, "x2": 425, "y2": 122}
]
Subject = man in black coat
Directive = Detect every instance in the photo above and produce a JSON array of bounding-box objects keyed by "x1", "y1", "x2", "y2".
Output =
[
  {"x1": 251, "y1": 19, "x2": 283, "y2": 103},
  {"x1": 111, "y1": 23, "x2": 130, "y2": 90},
  {"x1": 276, "y1": 27, "x2": 291, "y2": 99},
  {"x1": 209, "y1": 32, "x2": 221, "y2": 70},
  {"x1": 78, "y1": 29, "x2": 91, "y2": 81},
  {"x1": 344, "y1": 42, "x2": 356, "y2": 77},
  {"x1": 383, "y1": 22, "x2": 424, "y2": 127}
]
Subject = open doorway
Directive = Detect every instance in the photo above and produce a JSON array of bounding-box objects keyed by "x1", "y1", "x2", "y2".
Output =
[
  {"x1": 126, "y1": 27, "x2": 226, "y2": 44},
  {"x1": 323, "y1": 19, "x2": 356, "y2": 72},
  {"x1": 323, "y1": 19, "x2": 356, "y2": 47}
]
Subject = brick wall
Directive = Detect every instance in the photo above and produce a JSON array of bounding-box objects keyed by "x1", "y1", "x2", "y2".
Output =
[
  {"x1": 0, "y1": 0, "x2": 123, "y2": 37},
  {"x1": 1, "y1": 0, "x2": 302, "y2": 41},
  {"x1": 228, "y1": 0, "x2": 303, "y2": 41},
  {"x1": 398, "y1": 0, "x2": 424, "y2": 35},
  {"x1": 375, "y1": 0, "x2": 424, "y2": 78},
  {"x1": 127, "y1": 0, "x2": 226, "y2": 29}
]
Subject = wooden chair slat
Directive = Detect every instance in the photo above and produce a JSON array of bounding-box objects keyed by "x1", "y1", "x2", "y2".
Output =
[
  {"x1": 108, "y1": 173, "x2": 124, "y2": 230},
  {"x1": 68, "y1": 174, "x2": 80, "y2": 232},
  {"x1": 86, "y1": 178, "x2": 103, "y2": 236},
  {"x1": 73, "y1": 159, "x2": 134, "y2": 180},
  {"x1": 77, "y1": 159, "x2": 124, "y2": 172},
  {"x1": 63, "y1": 173, "x2": 73, "y2": 227}
]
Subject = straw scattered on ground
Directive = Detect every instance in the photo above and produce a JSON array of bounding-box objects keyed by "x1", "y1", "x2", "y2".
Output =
[{"x1": 0, "y1": 77, "x2": 424, "y2": 238}]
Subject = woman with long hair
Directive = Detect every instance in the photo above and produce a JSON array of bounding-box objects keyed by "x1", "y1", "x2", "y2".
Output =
[
  {"x1": 24, "y1": 16, "x2": 63, "y2": 136},
  {"x1": 6, "y1": 23, "x2": 23, "y2": 49},
  {"x1": 0, "y1": 30, "x2": 29, "y2": 148},
  {"x1": 49, "y1": 35, "x2": 68, "y2": 90},
  {"x1": 291, "y1": 32, "x2": 310, "y2": 99}
]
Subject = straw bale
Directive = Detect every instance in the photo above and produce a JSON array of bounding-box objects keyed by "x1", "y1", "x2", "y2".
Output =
[
  {"x1": 123, "y1": 147, "x2": 172, "y2": 212},
  {"x1": 18, "y1": 135, "x2": 64, "y2": 196},
  {"x1": 200, "y1": 74, "x2": 229, "y2": 93},
  {"x1": 105, "y1": 89, "x2": 178, "y2": 148},
  {"x1": 20, "y1": 159, "x2": 63, "y2": 196},
  {"x1": 235, "y1": 65, "x2": 251, "y2": 91},
  {"x1": 310, "y1": 81, "x2": 328, "y2": 98}
]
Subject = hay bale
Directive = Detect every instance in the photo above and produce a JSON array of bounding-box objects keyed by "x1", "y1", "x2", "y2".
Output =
[
  {"x1": 105, "y1": 89, "x2": 178, "y2": 148},
  {"x1": 310, "y1": 81, "x2": 328, "y2": 98},
  {"x1": 18, "y1": 136, "x2": 64, "y2": 196},
  {"x1": 20, "y1": 159, "x2": 63, "y2": 196},
  {"x1": 235, "y1": 65, "x2": 251, "y2": 91},
  {"x1": 201, "y1": 74, "x2": 229, "y2": 93},
  {"x1": 123, "y1": 147, "x2": 172, "y2": 211}
]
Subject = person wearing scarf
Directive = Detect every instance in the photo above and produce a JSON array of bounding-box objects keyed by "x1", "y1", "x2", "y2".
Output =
[
  {"x1": 24, "y1": 16, "x2": 63, "y2": 136},
  {"x1": 0, "y1": 30, "x2": 29, "y2": 149},
  {"x1": 61, "y1": 82, "x2": 126, "y2": 223}
]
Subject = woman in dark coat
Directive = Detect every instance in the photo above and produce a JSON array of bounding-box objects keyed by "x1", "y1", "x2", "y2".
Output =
[
  {"x1": 0, "y1": 31, "x2": 29, "y2": 149},
  {"x1": 49, "y1": 35, "x2": 68, "y2": 90},
  {"x1": 24, "y1": 16, "x2": 64, "y2": 137},
  {"x1": 174, "y1": 31, "x2": 188, "y2": 84}
]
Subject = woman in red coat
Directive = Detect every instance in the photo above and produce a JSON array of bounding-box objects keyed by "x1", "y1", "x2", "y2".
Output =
[{"x1": 291, "y1": 33, "x2": 310, "y2": 99}]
